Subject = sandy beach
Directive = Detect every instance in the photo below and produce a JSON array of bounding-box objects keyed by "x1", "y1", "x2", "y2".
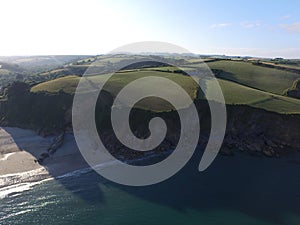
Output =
[{"x1": 0, "y1": 127, "x2": 90, "y2": 188}]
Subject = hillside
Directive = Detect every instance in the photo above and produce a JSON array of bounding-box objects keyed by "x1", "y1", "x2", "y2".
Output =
[
  {"x1": 0, "y1": 55, "x2": 92, "y2": 89},
  {"x1": 31, "y1": 62, "x2": 300, "y2": 114},
  {"x1": 31, "y1": 70, "x2": 199, "y2": 112},
  {"x1": 1, "y1": 55, "x2": 300, "y2": 159},
  {"x1": 0, "y1": 61, "x2": 26, "y2": 88},
  {"x1": 0, "y1": 55, "x2": 90, "y2": 73},
  {"x1": 0, "y1": 61, "x2": 24, "y2": 75},
  {"x1": 205, "y1": 60, "x2": 300, "y2": 95},
  {"x1": 217, "y1": 79, "x2": 300, "y2": 114}
]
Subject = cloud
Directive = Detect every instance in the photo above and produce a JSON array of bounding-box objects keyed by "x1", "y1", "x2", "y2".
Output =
[
  {"x1": 210, "y1": 23, "x2": 231, "y2": 29},
  {"x1": 281, "y1": 15, "x2": 292, "y2": 20},
  {"x1": 211, "y1": 21, "x2": 263, "y2": 30},
  {"x1": 280, "y1": 22, "x2": 300, "y2": 33},
  {"x1": 240, "y1": 21, "x2": 261, "y2": 28}
]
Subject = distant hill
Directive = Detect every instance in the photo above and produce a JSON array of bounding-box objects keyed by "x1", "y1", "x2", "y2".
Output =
[
  {"x1": 0, "y1": 55, "x2": 92, "y2": 88},
  {"x1": 0, "y1": 61, "x2": 24, "y2": 75},
  {"x1": 0, "y1": 55, "x2": 91, "y2": 73}
]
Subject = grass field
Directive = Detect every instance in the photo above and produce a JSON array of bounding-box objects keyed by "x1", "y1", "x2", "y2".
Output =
[
  {"x1": 216, "y1": 79, "x2": 300, "y2": 114},
  {"x1": 144, "y1": 66, "x2": 196, "y2": 72},
  {"x1": 31, "y1": 71, "x2": 198, "y2": 95},
  {"x1": 206, "y1": 60, "x2": 300, "y2": 95},
  {"x1": 259, "y1": 61, "x2": 300, "y2": 69},
  {"x1": 31, "y1": 67, "x2": 300, "y2": 114},
  {"x1": 185, "y1": 58, "x2": 217, "y2": 64},
  {"x1": 31, "y1": 75, "x2": 80, "y2": 93},
  {"x1": 31, "y1": 71, "x2": 199, "y2": 111}
]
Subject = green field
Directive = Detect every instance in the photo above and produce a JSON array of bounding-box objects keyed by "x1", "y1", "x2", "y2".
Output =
[
  {"x1": 206, "y1": 60, "x2": 300, "y2": 95},
  {"x1": 31, "y1": 71, "x2": 199, "y2": 111},
  {"x1": 31, "y1": 75, "x2": 80, "y2": 93},
  {"x1": 185, "y1": 58, "x2": 217, "y2": 64},
  {"x1": 31, "y1": 66, "x2": 300, "y2": 114},
  {"x1": 216, "y1": 79, "x2": 300, "y2": 114}
]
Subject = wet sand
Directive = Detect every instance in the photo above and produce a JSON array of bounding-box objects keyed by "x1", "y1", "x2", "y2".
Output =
[{"x1": 0, "y1": 127, "x2": 90, "y2": 187}]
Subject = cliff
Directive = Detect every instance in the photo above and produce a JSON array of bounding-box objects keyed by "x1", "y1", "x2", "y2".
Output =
[{"x1": 0, "y1": 88, "x2": 299, "y2": 160}]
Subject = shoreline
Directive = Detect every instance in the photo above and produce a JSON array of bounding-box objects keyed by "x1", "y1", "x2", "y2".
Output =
[
  {"x1": 0, "y1": 126, "x2": 170, "y2": 194},
  {"x1": 0, "y1": 126, "x2": 92, "y2": 191},
  {"x1": 0, "y1": 125, "x2": 173, "y2": 181},
  {"x1": 0, "y1": 149, "x2": 172, "y2": 198},
  {"x1": 1, "y1": 146, "x2": 300, "y2": 200},
  {"x1": 1, "y1": 126, "x2": 300, "y2": 198}
]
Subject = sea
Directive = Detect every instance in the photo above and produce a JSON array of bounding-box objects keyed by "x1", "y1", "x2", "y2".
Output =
[{"x1": 1, "y1": 150, "x2": 300, "y2": 225}]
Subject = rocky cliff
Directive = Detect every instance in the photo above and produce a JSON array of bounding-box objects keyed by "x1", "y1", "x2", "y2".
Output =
[{"x1": 224, "y1": 105, "x2": 300, "y2": 157}]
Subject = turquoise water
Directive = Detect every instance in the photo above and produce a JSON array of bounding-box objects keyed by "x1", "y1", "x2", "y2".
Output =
[{"x1": 1, "y1": 151, "x2": 300, "y2": 225}]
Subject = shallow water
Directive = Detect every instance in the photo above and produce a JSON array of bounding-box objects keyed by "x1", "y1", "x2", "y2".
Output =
[{"x1": 1, "y1": 151, "x2": 300, "y2": 225}]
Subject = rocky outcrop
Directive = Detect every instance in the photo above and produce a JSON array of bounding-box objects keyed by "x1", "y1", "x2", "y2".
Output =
[{"x1": 35, "y1": 132, "x2": 65, "y2": 164}]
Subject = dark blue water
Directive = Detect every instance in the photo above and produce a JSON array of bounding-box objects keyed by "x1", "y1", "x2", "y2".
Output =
[{"x1": 1, "y1": 151, "x2": 300, "y2": 225}]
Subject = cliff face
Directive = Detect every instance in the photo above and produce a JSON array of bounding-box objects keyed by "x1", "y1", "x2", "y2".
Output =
[
  {"x1": 224, "y1": 105, "x2": 300, "y2": 156},
  {"x1": 1, "y1": 90, "x2": 300, "y2": 158},
  {"x1": 91, "y1": 101, "x2": 300, "y2": 159}
]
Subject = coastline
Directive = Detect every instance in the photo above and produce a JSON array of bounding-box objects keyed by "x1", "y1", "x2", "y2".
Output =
[
  {"x1": 0, "y1": 127, "x2": 91, "y2": 190},
  {"x1": 0, "y1": 126, "x2": 173, "y2": 184},
  {"x1": 0, "y1": 126, "x2": 165, "y2": 194},
  {"x1": 1, "y1": 125, "x2": 300, "y2": 199}
]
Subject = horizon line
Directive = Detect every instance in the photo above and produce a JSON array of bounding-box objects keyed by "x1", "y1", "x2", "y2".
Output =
[{"x1": 0, "y1": 53, "x2": 299, "y2": 60}]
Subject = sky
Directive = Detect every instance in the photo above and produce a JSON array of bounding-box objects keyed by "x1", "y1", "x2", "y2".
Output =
[{"x1": 0, "y1": 0, "x2": 300, "y2": 58}]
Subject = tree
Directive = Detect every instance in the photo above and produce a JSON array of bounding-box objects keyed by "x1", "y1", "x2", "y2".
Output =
[{"x1": 6, "y1": 81, "x2": 30, "y2": 99}]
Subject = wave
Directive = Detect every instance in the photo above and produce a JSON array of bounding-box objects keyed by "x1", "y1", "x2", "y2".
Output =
[
  {"x1": 0, "y1": 150, "x2": 172, "y2": 199},
  {"x1": 0, "y1": 209, "x2": 33, "y2": 221},
  {"x1": 0, "y1": 162, "x2": 117, "y2": 199},
  {"x1": 0, "y1": 167, "x2": 48, "y2": 179},
  {"x1": 0, "y1": 167, "x2": 50, "y2": 190},
  {"x1": 0, "y1": 178, "x2": 52, "y2": 199},
  {"x1": 56, "y1": 167, "x2": 93, "y2": 179},
  {"x1": 56, "y1": 160, "x2": 120, "y2": 179}
]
